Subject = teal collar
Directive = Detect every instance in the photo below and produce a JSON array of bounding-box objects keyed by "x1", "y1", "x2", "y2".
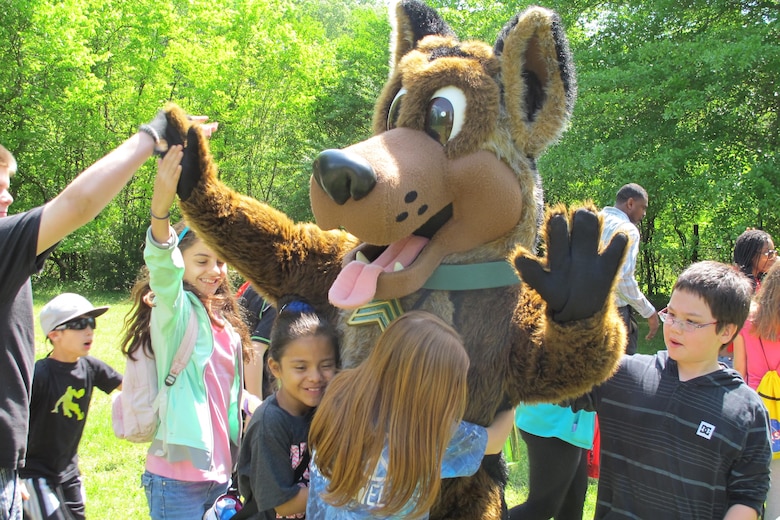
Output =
[
  {"x1": 347, "y1": 261, "x2": 520, "y2": 331},
  {"x1": 421, "y1": 261, "x2": 520, "y2": 291}
]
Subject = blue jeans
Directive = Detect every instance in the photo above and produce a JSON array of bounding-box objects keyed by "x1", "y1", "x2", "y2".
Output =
[
  {"x1": 0, "y1": 468, "x2": 22, "y2": 520},
  {"x1": 718, "y1": 355, "x2": 734, "y2": 369},
  {"x1": 141, "y1": 471, "x2": 228, "y2": 520}
]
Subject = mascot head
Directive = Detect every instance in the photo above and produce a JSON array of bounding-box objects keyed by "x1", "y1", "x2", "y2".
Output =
[{"x1": 310, "y1": 0, "x2": 576, "y2": 309}]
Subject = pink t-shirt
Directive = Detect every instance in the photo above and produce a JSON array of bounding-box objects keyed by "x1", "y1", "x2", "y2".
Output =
[
  {"x1": 741, "y1": 319, "x2": 780, "y2": 390},
  {"x1": 146, "y1": 323, "x2": 237, "y2": 482}
]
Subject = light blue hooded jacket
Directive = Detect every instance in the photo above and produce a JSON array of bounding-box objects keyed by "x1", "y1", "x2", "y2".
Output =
[{"x1": 144, "y1": 227, "x2": 243, "y2": 469}]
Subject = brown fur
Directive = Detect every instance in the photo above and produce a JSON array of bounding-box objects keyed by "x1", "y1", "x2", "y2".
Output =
[{"x1": 174, "y1": 2, "x2": 625, "y2": 518}]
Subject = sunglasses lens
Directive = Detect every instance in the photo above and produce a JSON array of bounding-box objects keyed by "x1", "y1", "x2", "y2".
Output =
[{"x1": 64, "y1": 317, "x2": 96, "y2": 330}]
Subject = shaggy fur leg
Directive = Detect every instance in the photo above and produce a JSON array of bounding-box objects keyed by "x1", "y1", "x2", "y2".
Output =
[{"x1": 431, "y1": 460, "x2": 507, "y2": 520}]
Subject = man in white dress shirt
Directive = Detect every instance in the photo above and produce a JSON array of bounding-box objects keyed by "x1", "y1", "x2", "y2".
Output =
[{"x1": 599, "y1": 183, "x2": 659, "y2": 355}]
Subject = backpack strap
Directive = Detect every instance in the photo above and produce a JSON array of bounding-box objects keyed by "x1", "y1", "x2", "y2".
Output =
[
  {"x1": 758, "y1": 337, "x2": 769, "y2": 368},
  {"x1": 758, "y1": 337, "x2": 780, "y2": 371},
  {"x1": 164, "y1": 306, "x2": 199, "y2": 387}
]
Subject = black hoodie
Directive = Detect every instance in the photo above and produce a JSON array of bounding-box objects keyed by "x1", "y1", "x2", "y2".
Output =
[{"x1": 572, "y1": 350, "x2": 770, "y2": 519}]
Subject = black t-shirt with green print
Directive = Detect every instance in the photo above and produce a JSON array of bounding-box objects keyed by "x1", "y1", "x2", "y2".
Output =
[{"x1": 20, "y1": 356, "x2": 121, "y2": 482}]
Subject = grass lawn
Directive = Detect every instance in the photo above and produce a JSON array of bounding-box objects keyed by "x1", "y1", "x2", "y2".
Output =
[{"x1": 29, "y1": 288, "x2": 666, "y2": 518}]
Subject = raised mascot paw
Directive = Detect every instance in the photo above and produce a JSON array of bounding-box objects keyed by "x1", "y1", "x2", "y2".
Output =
[
  {"x1": 177, "y1": 126, "x2": 204, "y2": 202},
  {"x1": 139, "y1": 103, "x2": 191, "y2": 157},
  {"x1": 513, "y1": 205, "x2": 627, "y2": 323},
  {"x1": 161, "y1": 103, "x2": 191, "y2": 149}
]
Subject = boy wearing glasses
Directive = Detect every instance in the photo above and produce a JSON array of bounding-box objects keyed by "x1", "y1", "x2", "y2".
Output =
[
  {"x1": 20, "y1": 293, "x2": 122, "y2": 520},
  {"x1": 571, "y1": 261, "x2": 770, "y2": 519}
]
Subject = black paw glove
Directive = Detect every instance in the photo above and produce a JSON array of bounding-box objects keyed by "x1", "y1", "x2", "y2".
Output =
[
  {"x1": 514, "y1": 208, "x2": 627, "y2": 323},
  {"x1": 177, "y1": 127, "x2": 203, "y2": 201}
]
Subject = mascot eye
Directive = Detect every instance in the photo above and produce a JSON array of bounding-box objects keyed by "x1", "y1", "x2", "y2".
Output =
[
  {"x1": 426, "y1": 86, "x2": 466, "y2": 145},
  {"x1": 387, "y1": 88, "x2": 407, "y2": 131}
]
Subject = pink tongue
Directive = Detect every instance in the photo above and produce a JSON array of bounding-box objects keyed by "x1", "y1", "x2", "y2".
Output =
[{"x1": 329, "y1": 236, "x2": 429, "y2": 309}]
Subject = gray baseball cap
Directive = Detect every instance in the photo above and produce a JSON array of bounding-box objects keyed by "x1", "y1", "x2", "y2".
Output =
[{"x1": 40, "y1": 293, "x2": 109, "y2": 335}]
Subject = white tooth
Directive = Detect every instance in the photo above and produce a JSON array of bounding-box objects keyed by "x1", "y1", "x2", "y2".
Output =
[
  {"x1": 394, "y1": 262, "x2": 404, "y2": 272},
  {"x1": 356, "y1": 251, "x2": 370, "y2": 264}
]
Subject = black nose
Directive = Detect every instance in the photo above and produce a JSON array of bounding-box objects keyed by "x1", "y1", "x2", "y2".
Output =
[{"x1": 312, "y1": 149, "x2": 377, "y2": 205}]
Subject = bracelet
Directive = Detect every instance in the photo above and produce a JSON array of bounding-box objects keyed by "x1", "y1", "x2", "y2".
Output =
[
  {"x1": 242, "y1": 394, "x2": 262, "y2": 417},
  {"x1": 138, "y1": 124, "x2": 160, "y2": 143},
  {"x1": 150, "y1": 208, "x2": 170, "y2": 220}
]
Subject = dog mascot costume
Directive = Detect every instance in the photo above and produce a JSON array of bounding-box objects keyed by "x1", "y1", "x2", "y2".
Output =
[{"x1": 162, "y1": 1, "x2": 628, "y2": 518}]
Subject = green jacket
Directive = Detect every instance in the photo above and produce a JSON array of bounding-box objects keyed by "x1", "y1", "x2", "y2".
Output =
[{"x1": 144, "y1": 227, "x2": 242, "y2": 470}]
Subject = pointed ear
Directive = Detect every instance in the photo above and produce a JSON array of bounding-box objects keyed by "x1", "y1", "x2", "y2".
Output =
[
  {"x1": 389, "y1": 0, "x2": 455, "y2": 72},
  {"x1": 494, "y1": 6, "x2": 577, "y2": 158}
]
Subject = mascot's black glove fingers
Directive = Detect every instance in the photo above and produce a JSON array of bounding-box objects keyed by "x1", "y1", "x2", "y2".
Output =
[
  {"x1": 544, "y1": 210, "x2": 572, "y2": 273},
  {"x1": 514, "y1": 212, "x2": 570, "y2": 312},
  {"x1": 515, "y1": 254, "x2": 558, "y2": 305},
  {"x1": 569, "y1": 208, "x2": 601, "y2": 260},
  {"x1": 178, "y1": 126, "x2": 203, "y2": 202},
  {"x1": 515, "y1": 208, "x2": 627, "y2": 323},
  {"x1": 553, "y1": 209, "x2": 627, "y2": 323}
]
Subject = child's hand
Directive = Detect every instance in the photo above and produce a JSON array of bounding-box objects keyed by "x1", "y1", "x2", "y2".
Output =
[
  {"x1": 151, "y1": 145, "x2": 184, "y2": 218},
  {"x1": 187, "y1": 116, "x2": 219, "y2": 138},
  {"x1": 200, "y1": 121, "x2": 219, "y2": 138},
  {"x1": 242, "y1": 392, "x2": 263, "y2": 417},
  {"x1": 19, "y1": 480, "x2": 30, "y2": 501}
]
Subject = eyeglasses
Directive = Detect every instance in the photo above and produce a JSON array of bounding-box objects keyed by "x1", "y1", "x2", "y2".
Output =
[
  {"x1": 53, "y1": 316, "x2": 97, "y2": 331},
  {"x1": 657, "y1": 308, "x2": 717, "y2": 333},
  {"x1": 762, "y1": 249, "x2": 777, "y2": 259}
]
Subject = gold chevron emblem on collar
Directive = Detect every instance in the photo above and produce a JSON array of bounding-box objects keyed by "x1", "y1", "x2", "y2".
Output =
[{"x1": 347, "y1": 299, "x2": 404, "y2": 332}]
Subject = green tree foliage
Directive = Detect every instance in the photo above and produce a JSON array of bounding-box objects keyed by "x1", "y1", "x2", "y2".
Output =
[
  {"x1": 310, "y1": 4, "x2": 389, "y2": 150},
  {"x1": 0, "y1": 0, "x2": 386, "y2": 289},
  {"x1": 1, "y1": 0, "x2": 777, "y2": 296}
]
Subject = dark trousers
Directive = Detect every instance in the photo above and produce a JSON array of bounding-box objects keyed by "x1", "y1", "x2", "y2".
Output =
[
  {"x1": 617, "y1": 305, "x2": 638, "y2": 355},
  {"x1": 508, "y1": 431, "x2": 589, "y2": 520},
  {"x1": 22, "y1": 475, "x2": 82, "y2": 520}
]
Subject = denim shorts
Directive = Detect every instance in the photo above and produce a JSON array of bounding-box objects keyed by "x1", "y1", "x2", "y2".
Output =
[{"x1": 141, "y1": 471, "x2": 228, "y2": 520}]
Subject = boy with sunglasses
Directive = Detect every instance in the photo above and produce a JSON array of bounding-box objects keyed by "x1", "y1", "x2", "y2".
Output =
[
  {"x1": 20, "y1": 293, "x2": 122, "y2": 520},
  {"x1": 570, "y1": 261, "x2": 771, "y2": 519}
]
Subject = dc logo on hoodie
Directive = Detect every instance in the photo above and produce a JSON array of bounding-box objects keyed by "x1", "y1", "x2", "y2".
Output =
[{"x1": 696, "y1": 421, "x2": 715, "y2": 440}]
